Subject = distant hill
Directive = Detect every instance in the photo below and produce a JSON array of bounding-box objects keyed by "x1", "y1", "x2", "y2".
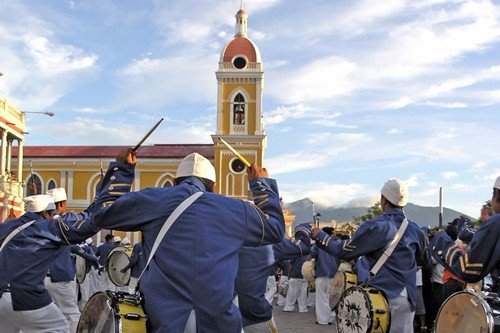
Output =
[{"x1": 286, "y1": 198, "x2": 470, "y2": 228}]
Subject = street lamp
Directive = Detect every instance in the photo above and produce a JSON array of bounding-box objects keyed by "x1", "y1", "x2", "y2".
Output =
[
  {"x1": 314, "y1": 213, "x2": 321, "y2": 228},
  {"x1": 23, "y1": 111, "x2": 55, "y2": 117}
]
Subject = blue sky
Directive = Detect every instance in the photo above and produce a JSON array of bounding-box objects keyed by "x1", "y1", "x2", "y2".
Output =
[{"x1": 1, "y1": 0, "x2": 499, "y2": 220}]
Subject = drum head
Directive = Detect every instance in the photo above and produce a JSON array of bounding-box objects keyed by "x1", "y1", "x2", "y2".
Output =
[
  {"x1": 435, "y1": 291, "x2": 494, "y2": 333},
  {"x1": 75, "y1": 255, "x2": 88, "y2": 284},
  {"x1": 77, "y1": 292, "x2": 118, "y2": 333},
  {"x1": 301, "y1": 261, "x2": 315, "y2": 282},
  {"x1": 107, "y1": 248, "x2": 131, "y2": 287},
  {"x1": 329, "y1": 272, "x2": 346, "y2": 310},
  {"x1": 336, "y1": 286, "x2": 372, "y2": 333}
]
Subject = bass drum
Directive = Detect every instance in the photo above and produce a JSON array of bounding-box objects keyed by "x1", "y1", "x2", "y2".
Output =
[
  {"x1": 107, "y1": 247, "x2": 131, "y2": 287},
  {"x1": 435, "y1": 290, "x2": 499, "y2": 333},
  {"x1": 336, "y1": 286, "x2": 390, "y2": 333},
  {"x1": 75, "y1": 254, "x2": 88, "y2": 284},
  {"x1": 76, "y1": 291, "x2": 147, "y2": 333},
  {"x1": 329, "y1": 271, "x2": 357, "y2": 310}
]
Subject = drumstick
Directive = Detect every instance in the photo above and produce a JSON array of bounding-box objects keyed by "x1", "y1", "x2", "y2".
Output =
[
  {"x1": 132, "y1": 118, "x2": 164, "y2": 152},
  {"x1": 218, "y1": 138, "x2": 251, "y2": 168}
]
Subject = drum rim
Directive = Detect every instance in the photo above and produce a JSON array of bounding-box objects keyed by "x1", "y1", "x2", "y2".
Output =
[
  {"x1": 76, "y1": 291, "x2": 120, "y2": 333},
  {"x1": 75, "y1": 255, "x2": 88, "y2": 284},
  {"x1": 106, "y1": 250, "x2": 132, "y2": 287},
  {"x1": 329, "y1": 271, "x2": 356, "y2": 310},
  {"x1": 336, "y1": 286, "x2": 391, "y2": 333},
  {"x1": 435, "y1": 290, "x2": 495, "y2": 333}
]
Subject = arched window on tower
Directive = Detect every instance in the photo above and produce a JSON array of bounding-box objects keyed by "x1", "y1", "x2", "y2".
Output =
[
  {"x1": 26, "y1": 174, "x2": 42, "y2": 196},
  {"x1": 233, "y1": 93, "x2": 245, "y2": 125},
  {"x1": 162, "y1": 180, "x2": 173, "y2": 188}
]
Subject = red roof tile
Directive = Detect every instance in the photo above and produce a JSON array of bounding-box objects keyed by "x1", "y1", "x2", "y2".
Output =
[
  {"x1": 223, "y1": 37, "x2": 257, "y2": 62},
  {"x1": 12, "y1": 144, "x2": 214, "y2": 159}
]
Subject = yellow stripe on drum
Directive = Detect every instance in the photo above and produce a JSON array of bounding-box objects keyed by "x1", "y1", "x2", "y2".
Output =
[{"x1": 119, "y1": 302, "x2": 147, "y2": 332}]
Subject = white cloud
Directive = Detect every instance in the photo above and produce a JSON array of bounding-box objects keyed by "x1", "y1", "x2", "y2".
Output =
[
  {"x1": 469, "y1": 161, "x2": 487, "y2": 171},
  {"x1": 116, "y1": 54, "x2": 218, "y2": 109},
  {"x1": 425, "y1": 101, "x2": 468, "y2": 108},
  {"x1": 280, "y1": 182, "x2": 373, "y2": 208},
  {"x1": 267, "y1": 56, "x2": 357, "y2": 104},
  {"x1": 388, "y1": 128, "x2": 402, "y2": 134},
  {"x1": 441, "y1": 171, "x2": 458, "y2": 179}
]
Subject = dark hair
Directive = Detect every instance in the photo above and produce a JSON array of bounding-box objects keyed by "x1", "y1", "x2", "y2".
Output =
[
  {"x1": 175, "y1": 177, "x2": 215, "y2": 193},
  {"x1": 445, "y1": 225, "x2": 458, "y2": 241},
  {"x1": 382, "y1": 195, "x2": 403, "y2": 209},
  {"x1": 494, "y1": 189, "x2": 500, "y2": 204},
  {"x1": 105, "y1": 233, "x2": 114, "y2": 242},
  {"x1": 322, "y1": 227, "x2": 334, "y2": 236}
]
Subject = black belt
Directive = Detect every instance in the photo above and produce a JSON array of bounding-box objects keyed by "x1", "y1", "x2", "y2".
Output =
[
  {"x1": 46, "y1": 273, "x2": 51, "y2": 277},
  {"x1": 4, "y1": 286, "x2": 10, "y2": 292}
]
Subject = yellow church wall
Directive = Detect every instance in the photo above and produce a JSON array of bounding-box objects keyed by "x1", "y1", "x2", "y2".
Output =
[{"x1": 72, "y1": 171, "x2": 97, "y2": 200}]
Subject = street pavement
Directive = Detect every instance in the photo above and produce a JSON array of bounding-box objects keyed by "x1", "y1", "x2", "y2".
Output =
[{"x1": 271, "y1": 300, "x2": 339, "y2": 333}]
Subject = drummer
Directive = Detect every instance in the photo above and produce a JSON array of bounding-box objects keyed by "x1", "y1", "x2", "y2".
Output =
[
  {"x1": 120, "y1": 239, "x2": 146, "y2": 294},
  {"x1": 235, "y1": 223, "x2": 312, "y2": 332},
  {"x1": 308, "y1": 226, "x2": 338, "y2": 326},
  {"x1": 429, "y1": 175, "x2": 500, "y2": 292},
  {"x1": 45, "y1": 188, "x2": 100, "y2": 333},
  {"x1": 95, "y1": 233, "x2": 118, "y2": 291},
  {"x1": 92, "y1": 152, "x2": 285, "y2": 333},
  {"x1": 311, "y1": 178, "x2": 427, "y2": 333},
  {"x1": 0, "y1": 149, "x2": 135, "y2": 333}
]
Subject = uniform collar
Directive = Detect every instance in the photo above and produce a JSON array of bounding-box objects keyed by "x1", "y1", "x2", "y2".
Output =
[
  {"x1": 382, "y1": 208, "x2": 406, "y2": 220},
  {"x1": 20, "y1": 211, "x2": 44, "y2": 223},
  {"x1": 178, "y1": 176, "x2": 209, "y2": 192}
]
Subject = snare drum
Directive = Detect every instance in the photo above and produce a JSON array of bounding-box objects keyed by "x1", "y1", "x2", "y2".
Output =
[
  {"x1": 336, "y1": 286, "x2": 391, "y2": 333},
  {"x1": 435, "y1": 290, "x2": 498, "y2": 333},
  {"x1": 329, "y1": 271, "x2": 357, "y2": 310},
  {"x1": 76, "y1": 291, "x2": 147, "y2": 333}
]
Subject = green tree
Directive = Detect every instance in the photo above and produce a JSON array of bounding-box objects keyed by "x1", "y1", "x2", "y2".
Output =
[{"x1": 353, "y1": 202, "x2": 382, "y2": 224}]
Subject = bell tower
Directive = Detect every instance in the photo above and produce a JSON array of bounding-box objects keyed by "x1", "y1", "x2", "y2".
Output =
[{"x1": 212, "y1": 7, "x2": 266, "y2": 198}]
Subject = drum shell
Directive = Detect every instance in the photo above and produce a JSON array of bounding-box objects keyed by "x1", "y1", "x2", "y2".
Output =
[
  {"x1": 336, "y1": 286, "x2": 391, "y2": 333},
  {"x1": 76, "y1": 291, "x2": 146, "y2": 333},
  {"x1": 329, "y1": 271, "x2": 357, "y2": 310},
  {"x1": 435, "y1": 290, "x2": 496, "y2": 333},
  {"x1": 75, "y1": 255, "x2": 88, "y2": 284}
]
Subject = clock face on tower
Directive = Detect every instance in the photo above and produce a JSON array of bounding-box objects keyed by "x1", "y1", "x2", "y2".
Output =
[{"x1": 230, "y1": 158, "x2": 246, "y2": 173}]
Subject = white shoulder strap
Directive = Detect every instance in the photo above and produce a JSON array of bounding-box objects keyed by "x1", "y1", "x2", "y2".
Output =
[
  {"x1": 138, "y1": 191, "x2": 203, "y2": 281},
  {"x1": 370, "y1": 218, "x2": 409, "y2": 277},
  {"x1": 0, "y1": 220, "x2": 37, "y2": 252}
]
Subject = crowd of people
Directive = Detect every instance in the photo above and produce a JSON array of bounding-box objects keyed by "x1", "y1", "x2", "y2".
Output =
[{"x1": 0, "y1": 148, "x2": 498, "y2": 333}]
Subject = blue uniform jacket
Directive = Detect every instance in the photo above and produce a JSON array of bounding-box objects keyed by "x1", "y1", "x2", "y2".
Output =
[
  {"x1": 315, "y1": 209, "x2": 427, "y2": 311},
  {"x1": 0, "y1": 161, "x2": 134, "y2": 311},
  {"x1": 430, "y1": 213, "x2": 500, "y2": 283},
  {"x1": 96, "y1": 242, "x2": 117, "y2": 267},
  {"x1": 93, "y1": 176, "x2": 285, "y2": 333},
  {"x1": 48, "y1": 244, "x2": 98, "y2": 282},
  {"x1": 49, "y1": 210, "x2": 100, "y2": 282},
  {"x1": 236, "y1": 236, "x2": 311, "y2": 327},
  {"x1": 310, "y1": 244, "x2": 338, "y2": 278},
  {"x1": 122, "y1": 242, "x2": 145, "y2": 278}
]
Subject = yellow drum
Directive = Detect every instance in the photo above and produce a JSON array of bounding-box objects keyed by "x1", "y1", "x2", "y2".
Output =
[
  {"x1": 329, "y1": 271, "x2": 357, "y2": 310},
  {"x1": 76, "y1": 291, "x2": 147, "y2": 333},
  {"x1": 336, "y1": 286, "x2": 391, "y2": 333}
]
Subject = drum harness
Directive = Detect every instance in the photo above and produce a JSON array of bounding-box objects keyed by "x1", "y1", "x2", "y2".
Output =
[
  {"x1": 92, "y1": 192, "x2": 203, "y2": 332},
  {"x1": 368, "y1": 218, "x2": 409, "y2": 279}
]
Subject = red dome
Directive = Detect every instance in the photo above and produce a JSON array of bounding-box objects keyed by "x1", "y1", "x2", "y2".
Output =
[
  {"x1": 236, "y1": 9, "x2": 247, "y2": 15},
  {"x1": 222, "y1": 36, "x2": 257, "y2": 62}
]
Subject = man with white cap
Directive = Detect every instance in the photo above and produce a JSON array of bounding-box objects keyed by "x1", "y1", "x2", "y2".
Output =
[
  {"x1": 94, "y1": 233, "x2": 119, "y2": 291},
  {"x1": 93, "y1": 152, "x2": 285, "y2": 333},
  {"x1": 430, "y1": 175, "x2": 500, "y2": 293},
  {"x1": 44, "y1": 187, "x2": 99, "y2": 333},
  {"x1": 0, "y1": 149, "x2": 135, "y2": 333},
  {"x1": 311, "y1": 178, "x2": 427, "y2": 333}
]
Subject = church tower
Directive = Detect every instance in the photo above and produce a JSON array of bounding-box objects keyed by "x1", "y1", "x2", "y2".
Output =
[{"x1": 212, "y1": 7, "x2": 266, "y2": 198}]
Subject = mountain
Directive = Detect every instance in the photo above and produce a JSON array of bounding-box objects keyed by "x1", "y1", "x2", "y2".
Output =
[{"x1": 286, "y1": 198, "x2": 471, "y2": 228}]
